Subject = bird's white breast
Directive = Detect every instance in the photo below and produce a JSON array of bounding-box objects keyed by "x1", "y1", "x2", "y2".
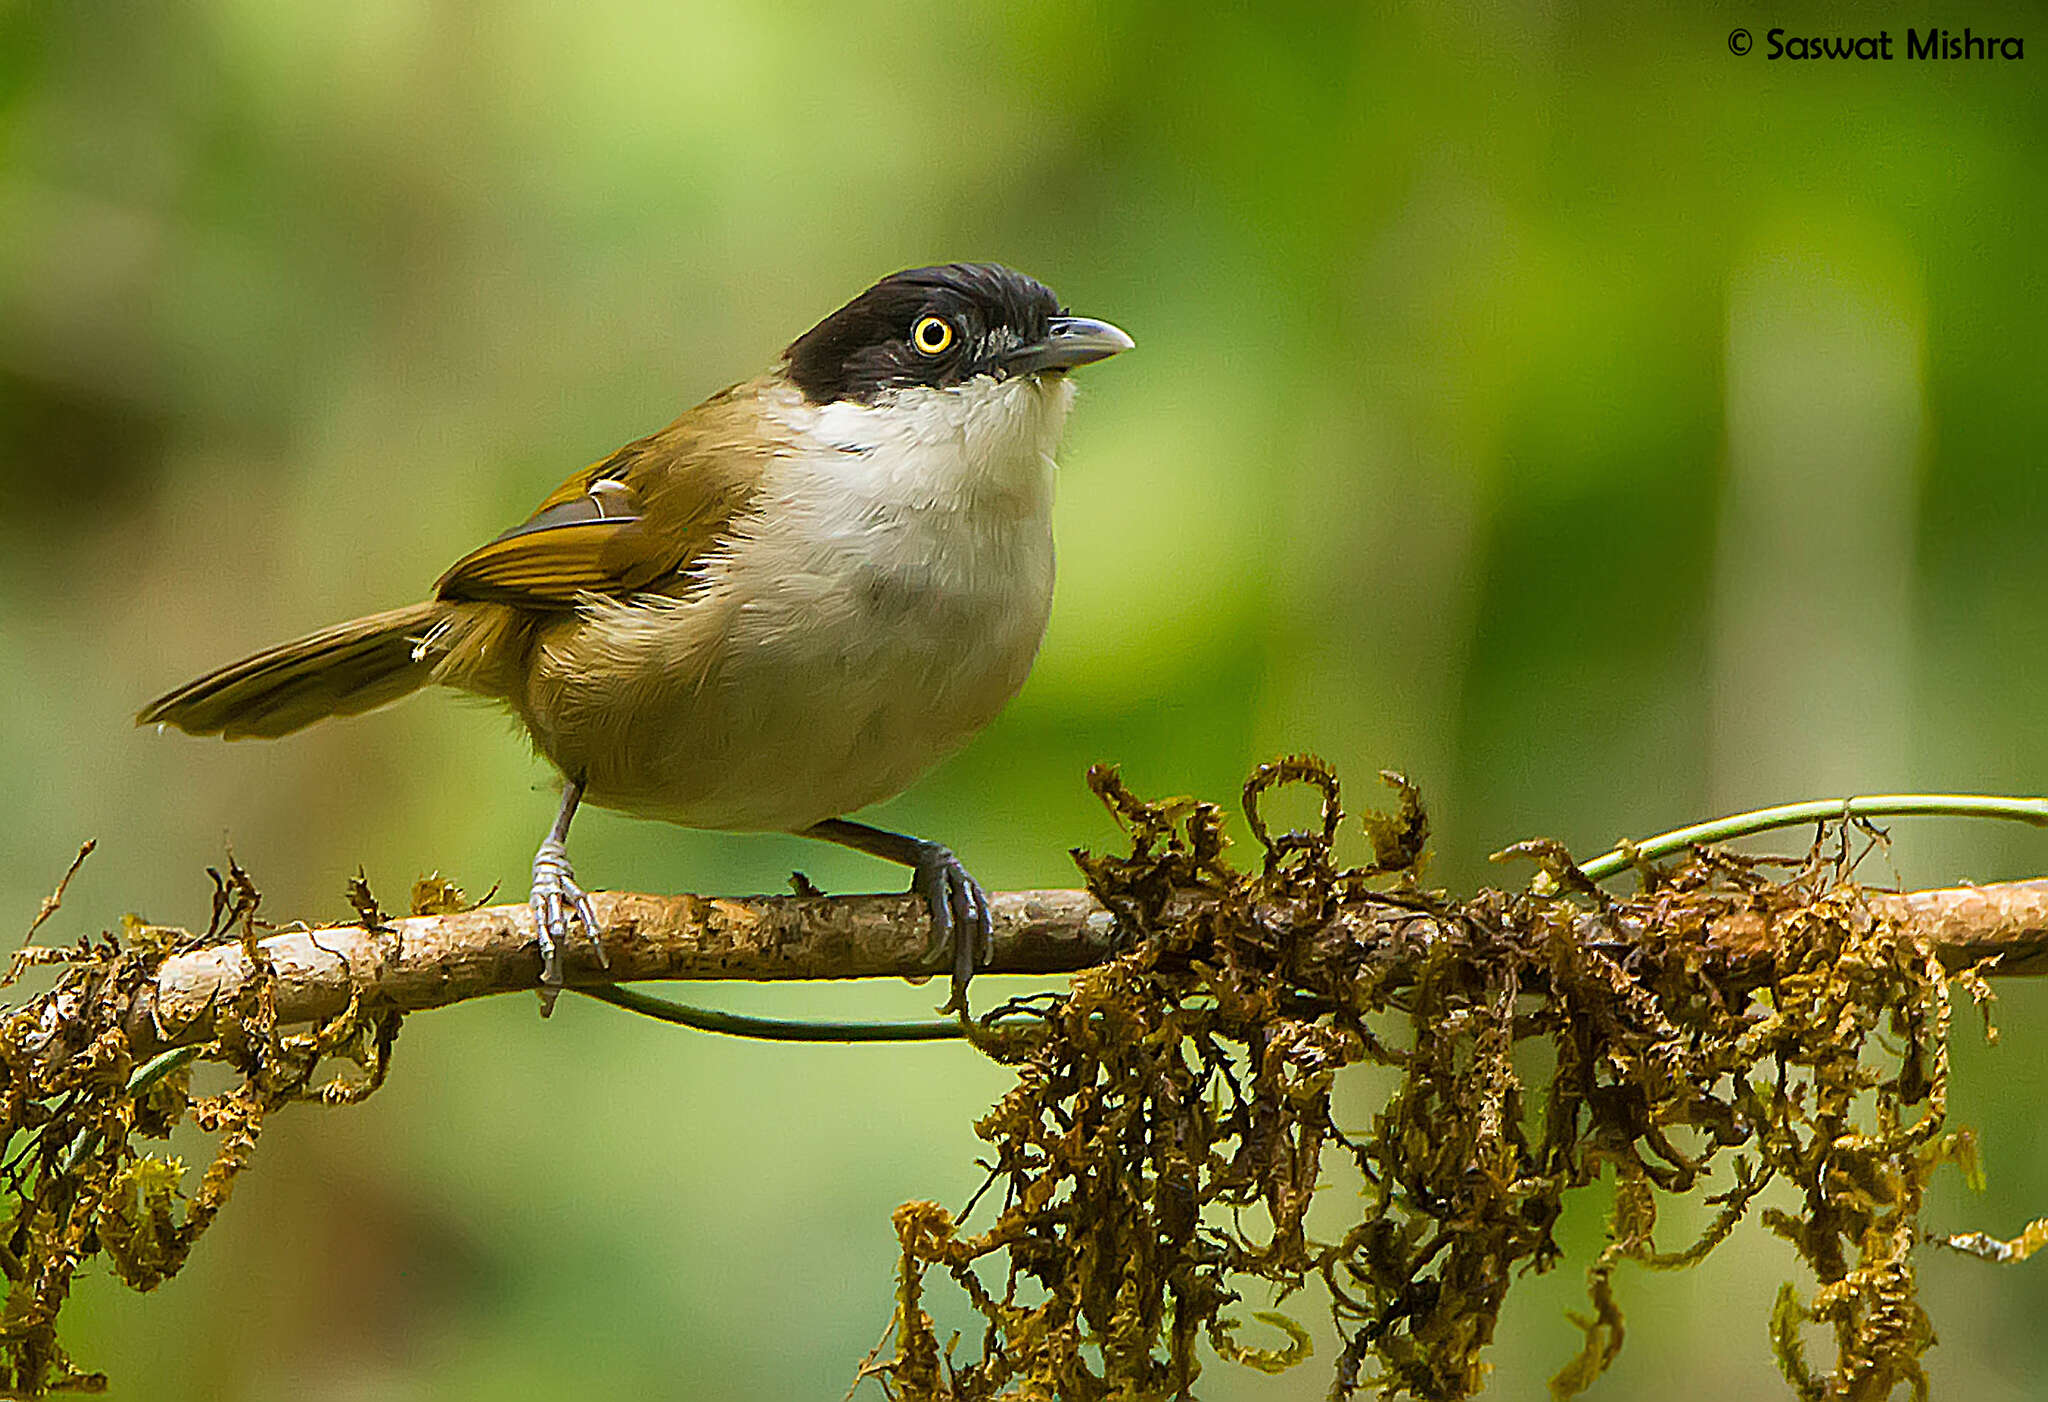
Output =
[{"x1": 563, "y1": 373, "x2": 1074, "y2": 831}]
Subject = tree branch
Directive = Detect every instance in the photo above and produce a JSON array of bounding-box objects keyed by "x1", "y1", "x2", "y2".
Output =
[
  {"x1": 120, "y1": 877, "x2": 2048, "y2": 1054},
  {"x1": 124, "y1": 889, "x2": 1113, "y2": 1053},
  {"x1": 1874, "y1": 879, "x2": 2048, "y2": 974}
]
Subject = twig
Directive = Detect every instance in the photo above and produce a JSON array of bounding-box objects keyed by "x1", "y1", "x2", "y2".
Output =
[
  {"x1": 114, "y1": 877, "x2": 2048, "y2": 1054},
  {"x1": 24, "y1": 840, "x2": 94, "y2": 943}
]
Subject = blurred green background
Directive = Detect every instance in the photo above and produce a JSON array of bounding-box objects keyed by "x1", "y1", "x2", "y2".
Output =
[{"x1": 6, "y1": 1, "x2": 2048, "y2": 1397}]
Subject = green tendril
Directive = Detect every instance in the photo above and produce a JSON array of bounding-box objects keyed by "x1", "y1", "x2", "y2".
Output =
[{"x1": 1576, "y1": 794, "x2": 2048, "y2": 885}]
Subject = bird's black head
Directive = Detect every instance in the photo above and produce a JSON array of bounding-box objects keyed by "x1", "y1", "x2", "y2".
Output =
[{"x1": 783, "y1": 263, "x2": 1131, "y2": 405}]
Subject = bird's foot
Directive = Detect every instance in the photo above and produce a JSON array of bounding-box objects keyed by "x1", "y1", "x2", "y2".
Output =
[
  {"x1": 907, "y1": 842, "x2": 994, "y2": 1015},
  {"x1": 530, "y1": 838, "x2": 606, "y2": 1015}
]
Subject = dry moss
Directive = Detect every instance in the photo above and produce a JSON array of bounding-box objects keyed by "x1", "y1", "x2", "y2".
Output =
[
  {"x1": 861, "y1": 760, "x2": 2046, "y2": 1401},
  {"x1": 0, "y1": 854, "x2": 403, "y2": 1396}
]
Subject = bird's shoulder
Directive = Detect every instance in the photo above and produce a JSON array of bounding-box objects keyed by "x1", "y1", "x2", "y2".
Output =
[{"x1": 435, "y1": 376, "x2": 791, "y2": 607}]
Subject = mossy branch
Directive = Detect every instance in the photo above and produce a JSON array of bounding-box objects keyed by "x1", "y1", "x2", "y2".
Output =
[
  {"x1": 15, "y1": 765, "x2": 2048, "y2": 1401},
  {"x1": 109, "y1": 874, "x2": 2048, "y2": 1054}
]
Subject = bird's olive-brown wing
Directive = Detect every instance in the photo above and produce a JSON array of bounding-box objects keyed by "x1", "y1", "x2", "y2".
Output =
[{"x1": 434, "y1": 382, "x2": 775, "y2": 608}]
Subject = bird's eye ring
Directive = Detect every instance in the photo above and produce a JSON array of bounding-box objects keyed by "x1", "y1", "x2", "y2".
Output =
[{"x1": 911, "y1": 315, "x2": 955, "y2": 356}]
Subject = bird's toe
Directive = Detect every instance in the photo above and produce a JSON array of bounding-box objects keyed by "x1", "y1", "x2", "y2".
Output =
[
  {"x1": 529, "y1": 844, "x2": 606, "y2": 1011},
  {"x1": 909, "y1": 846, "x2": 990, "y2": 1015}
]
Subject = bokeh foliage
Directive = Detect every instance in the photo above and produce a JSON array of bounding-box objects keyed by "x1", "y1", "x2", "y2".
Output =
[{"x1": 4, "y1": 1, "x2": 2048, "y2": 1397}]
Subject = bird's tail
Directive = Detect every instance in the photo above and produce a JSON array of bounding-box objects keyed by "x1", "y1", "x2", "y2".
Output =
[{"x1": 137, "y1": 601, "x2": 456, "y2": 740}]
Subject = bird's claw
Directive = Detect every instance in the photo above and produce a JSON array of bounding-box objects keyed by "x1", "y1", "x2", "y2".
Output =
[
  {"x1": 909, "y1": 844, "x2": 994, "y2": 1015},
  {"x1": 530, "y1": 840, "x2": 606, "y2": 1014}
]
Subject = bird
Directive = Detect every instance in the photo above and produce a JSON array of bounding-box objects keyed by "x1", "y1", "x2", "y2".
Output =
[{"x1": 138, "y1": 262, "x2": 1132, "y2": 1014}]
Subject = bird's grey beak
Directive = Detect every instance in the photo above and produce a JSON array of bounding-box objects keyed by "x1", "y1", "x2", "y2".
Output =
[{"x1": 1003, "y1": 315, "x2": 1135, "y2": 376}]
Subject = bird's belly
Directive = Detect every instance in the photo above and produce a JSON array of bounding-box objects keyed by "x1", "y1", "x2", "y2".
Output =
[{"x1": 528, "y1": 540, "x2": 1052, "y2": 832}]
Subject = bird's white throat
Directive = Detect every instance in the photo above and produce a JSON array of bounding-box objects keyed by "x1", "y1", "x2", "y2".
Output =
[{"x1": 791, "y1": 372, "x2": 1077, "y2": 514}]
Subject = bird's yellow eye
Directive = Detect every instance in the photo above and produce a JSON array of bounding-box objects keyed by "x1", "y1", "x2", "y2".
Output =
[{"x1": 911, "y1": 314, "x2": 955, "y2": 356}]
